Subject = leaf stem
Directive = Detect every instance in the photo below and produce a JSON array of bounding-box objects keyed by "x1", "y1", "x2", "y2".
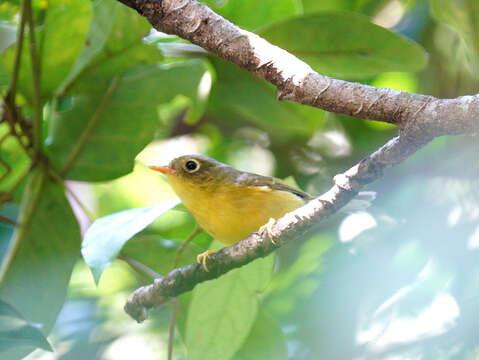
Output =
[
  {"x1": 0, "y1": 215, "x2": 17, "y2": 226},
  {"x1": 7, "y1": 0, "x2": 28, "y2": 104},
  {"x1": 173, "y1": 225, "x2": 202, "y2": 269},
  {"x1": 48, "y1": 168, "x2": 95, "y2": 222},
  {"x1": 24, "y1": 0, "x2": 42, "y2": 155},
  {"x1": 118, "y1": 255, "x2": 162, "y2": 279},
  {"x1": 60, "y1": 76, "x2": 119, "y2": 176}
]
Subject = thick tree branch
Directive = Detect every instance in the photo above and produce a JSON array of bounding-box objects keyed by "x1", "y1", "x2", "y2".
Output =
[
  {"x1": 124, "y1": 135, "x2": 430, "y2": 322},
  {"x1": 117, "y1": 0, "x2": 479, "y2": 322},
  {"x1": 117, "y1": 0, "x2": 479, "y2": 137}
]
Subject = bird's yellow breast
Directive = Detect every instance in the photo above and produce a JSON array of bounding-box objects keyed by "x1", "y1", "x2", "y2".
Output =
[{"x1": 166, "y1": 174, "x2": 305, "y2": 245}]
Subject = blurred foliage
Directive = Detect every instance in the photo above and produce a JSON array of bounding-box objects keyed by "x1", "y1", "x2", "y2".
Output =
[{"x1": 0, "y1": 0, "x2": 478, "y2": 359}]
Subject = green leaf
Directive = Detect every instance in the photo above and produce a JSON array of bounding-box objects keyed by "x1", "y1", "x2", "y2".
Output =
[
  {"x1": 233, "y1": 310, "x2": 287, "y2": 360},
  {"x1": 0, "y1": 299, "x2": 52, "y2": 352},
  {"x1": 429, "y1": 0, "x2": 479, "y2": 67},
  {"x1": 0, "y1": 3, "x2": 19, "y2": 23},
  {"x1": 46, "y1": 59, "x2": 210, "y2": 181},
  {"x1": 0, "y1": 204, "x2": 18, "y2": 262},
  {"x1": 186, "y1": 255, "x2": 274, "y2": 360},
  {"x1": 82, "y1": 197, "x2": 181, "y2": 284},
  {"x1": 258, "y1": 12, "x2": 428, "y2": 79},
  {"x1": 0, "y1": 22, "x2": 16, "y2": 55},
  {"x1": 59, "y1": 0, "x2": 156, "y2": 93},
  {"x1": 302, "y1": 0, "x2": 387, "y2": 14},
  {"x1": 0, "y1": 124, "x2": 31, "y2": 193},
  {"x1": 40, "y1": 0, "x2": 91, "y2": 99},
  {"x1": 59, "y1": 0, "x2": 119, "y2": 92},
  {"x1": 0, "y1": 170, "x2": 81, "y2": 359},
  {"x1": 121, "y1": 234, "x2": 206, "y2": 276},
  {"x1": 266, "y1": 234, "x2": 332, "y2": 316},
  {"x1": 1, "y1": 0, "x2": 91, "y2": 102},
  {"x1": 209, "y1": 58, "x2": 322, "y2": 139},
  {"x1": 200, "y1": 0, "x2": 301, "y2": 31}
]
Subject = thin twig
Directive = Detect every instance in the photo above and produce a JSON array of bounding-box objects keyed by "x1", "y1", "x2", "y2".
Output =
[
  {"x1": 6, "y1": 0, "x2": 28, "y2": 106},
  {"x1": 48, "y1": 168, "x2": 95, "y2": 222},
  {"x1": 0, "y1": 215, "x2": 17, "y2": 226},
  {"x1": 173, "y1": 225, "x2": 202, "y2": 268},
  {"x1": 118, "y1": 255, "x2": 162, "y2": 279},
  {"x1": 1, "y1": 95, "x2": 33, "y2": 159},
  {"x1": 24, "y1": 0, "x2": 42, "y2": 155}
]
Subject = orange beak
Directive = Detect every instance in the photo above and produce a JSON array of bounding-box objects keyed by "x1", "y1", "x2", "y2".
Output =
[{"x1": 148, "y1": 165, "x2": 177, "y2": 175}]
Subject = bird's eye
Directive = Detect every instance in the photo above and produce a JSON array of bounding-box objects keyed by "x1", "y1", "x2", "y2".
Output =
[{"x1": 184, "y1": 159, "x2": 199, "y2": 172}]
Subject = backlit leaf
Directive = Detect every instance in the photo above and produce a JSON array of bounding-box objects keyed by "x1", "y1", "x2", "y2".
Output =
[
  {"x1": 0, "y1": 300, "x2": 52, "y2": 352},
  {"x1": 186, "y1": 255, "x2": 274, "y2": 360},
  {"x1": 0, "y1": 170, "x2": 81, "y2": 359},
  {"x1": 82, "y1": 197, "x2": 181, "y2": 284},
  {"x1": 46, "y1": 60, "x2": 210, "y2": 181},
  {"x1": 259, "y1": 12, "x2": 428, "y2": 78}
]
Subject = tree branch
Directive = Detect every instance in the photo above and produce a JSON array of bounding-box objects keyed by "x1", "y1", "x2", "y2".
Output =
[
  {"x1": 117, "y1": 0, "x2": 479, "y2": 322},
  {"x1": 117, "y1": 0, "x2": 479, "y2": 137},
  {"x1": 124, "y1": 135, "x2": 430, "y2": 322}
]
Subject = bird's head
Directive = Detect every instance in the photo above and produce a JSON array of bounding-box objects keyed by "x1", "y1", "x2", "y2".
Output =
[{"x1": 149, "y1": 155, "x2": 231, "y2": 189}]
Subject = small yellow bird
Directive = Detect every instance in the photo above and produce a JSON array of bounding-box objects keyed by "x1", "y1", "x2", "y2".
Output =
[{"x1": 149, "y1": 155, "x2": 312, "y2": 269}]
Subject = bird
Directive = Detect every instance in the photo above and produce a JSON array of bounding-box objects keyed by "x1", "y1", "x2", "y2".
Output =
[{"x1": 149, "y1": 154, "x2": 313, "y2": 270}]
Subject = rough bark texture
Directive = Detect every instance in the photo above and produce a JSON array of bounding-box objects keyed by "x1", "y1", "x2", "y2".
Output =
[
  {"x1": 115, "y1": 0, "x2": 479, "y2": 322},
  {"x1": 124, "y1": 136, "x2": 429, "y2": 322},
  {"x1": 117, "y1": 0, "x2": 479, "y2": 137}
]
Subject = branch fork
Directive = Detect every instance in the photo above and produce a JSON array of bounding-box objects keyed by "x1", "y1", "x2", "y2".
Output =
[{"x1": 115, "y1": 0, "x2": 478, "y2": 322}]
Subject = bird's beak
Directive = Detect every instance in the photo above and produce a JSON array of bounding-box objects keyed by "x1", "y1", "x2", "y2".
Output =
[{"x1": 148, "y1": 165, "x2": 177, "y2": 175}]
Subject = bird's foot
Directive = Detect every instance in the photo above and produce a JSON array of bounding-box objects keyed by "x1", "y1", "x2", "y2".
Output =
[
  {"x1": 259, "y1": 218, "x2": 277, "y2": 245},
  {"x1": 196, "y1": 249, "x2": 216, "y2": 272}
]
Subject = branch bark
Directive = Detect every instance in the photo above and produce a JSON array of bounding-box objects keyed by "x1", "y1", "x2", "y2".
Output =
[
  {"x1": 124, "y1": 135, "x2": 430, "y2": 322},
  {"x1": 117, "y1": 0, "x2": 479, "y2": 138},
  {"x1": 117, "y1": 0, "x2": 479, "y2": 322}
]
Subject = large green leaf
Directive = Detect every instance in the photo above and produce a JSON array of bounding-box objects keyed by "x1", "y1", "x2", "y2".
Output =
[
  {"x1": 0, "y1": 204, "x2": 17, "y2": 264},
  {"x1": 200, "y1": 0, "x2": 301, "y2": 31},
  {"x1": 82, "y1": 197, "x2": 180, "y2": 284},
  {"x1": 258, "y1": 12, "x2": 428, "y2": 79},
  {"x1": 430, "y1": 0, "x2": 479, "y2": 69},
  {"x1": 266, "y1": 233, "x2": 332, "y2": 316},
  {"x1": 59, "y1": 0, "x2": 119, "y2": 93},
  {"x1": 0, "y1": 170, "x2": 81, "y2": 359},
  {"x1": 44, "y1": 1, "x2": 209, "y2": 181},
  {"x1": 59, "y1": 0, "x2": 156, "y2": 94},
  {"x1": 121, "y1": 233, "x2": 209, "y2": 276},
  {"x1": 209, "y1": 58, "x2": 322, "y2": 140},
  {"x1": 233, "y1": 310, "x2": 287, "y2": 360},
  {"x1": 0, "y1": 124, "x2": 31, "y2": 193},
  {"x1": 301, "y1": 0, "x2": 387, "y2": 14},
  {"x1": 186, "y1": 255, "x2": 274, "y2": 360},
  {"x1": 0, "y1": 299, "x2": 52, "y2": 353},
  {"x1": 40, "y1": 0, "x2": 91, "y2": 100},
  {"x1": 1, "y1": 0, "x2": 91, "y2": 102},
  {"x1": 46, "y1": 59, "x2": 210, "y2": 181}
]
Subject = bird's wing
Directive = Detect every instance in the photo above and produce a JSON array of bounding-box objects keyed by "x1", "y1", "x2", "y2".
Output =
[{"x1": 235, "y1": 172, "x2": 313, "y2": 201}]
